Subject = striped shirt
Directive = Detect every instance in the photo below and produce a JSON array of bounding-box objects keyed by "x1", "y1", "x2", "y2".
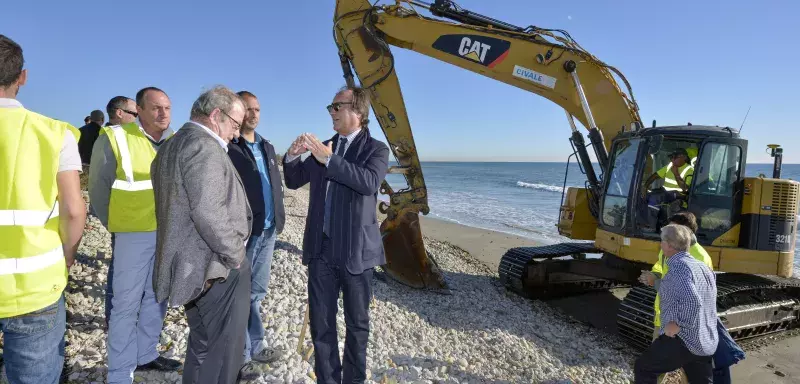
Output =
[{"x1": 659, "y1": 251, "x2": 719, "y2": 356}]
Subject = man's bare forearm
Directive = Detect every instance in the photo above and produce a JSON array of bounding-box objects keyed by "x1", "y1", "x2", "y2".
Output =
[
  {"x1": 676, "y1": 174, "x2": 688, "y2": 191},
  {"x1": 57, "y1": 170, "x2": 86, "y2": 266},
  {"x1": 645, "y1": 173, "x2": 658, "y2": 188}
]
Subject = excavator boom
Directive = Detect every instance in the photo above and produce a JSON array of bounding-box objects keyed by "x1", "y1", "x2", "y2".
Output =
[{"x1": 333, "y1": 0, "x2": 641, "y2": 289}]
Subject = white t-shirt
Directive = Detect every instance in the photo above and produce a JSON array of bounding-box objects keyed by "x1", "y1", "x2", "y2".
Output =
[
  {"x1": 0, "y1": 98, "x2": 82, "y2": 173},
  {"x1": 59, "y1": 130, "x2": 82, "y2": 172}
]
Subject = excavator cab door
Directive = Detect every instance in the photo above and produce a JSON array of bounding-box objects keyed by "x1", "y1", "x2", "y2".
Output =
[{"x1": 685, "y1": 139, "x2": 747, "y2": 245}]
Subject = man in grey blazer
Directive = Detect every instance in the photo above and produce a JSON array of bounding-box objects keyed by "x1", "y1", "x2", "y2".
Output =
[{"x1": 151, "y1": 86, "x2": 252, "y2": 384}]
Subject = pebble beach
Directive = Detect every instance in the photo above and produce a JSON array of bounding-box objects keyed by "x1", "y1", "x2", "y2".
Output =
[{"x1": 1, "y1": 173, "x2": 696, "y2": 384}]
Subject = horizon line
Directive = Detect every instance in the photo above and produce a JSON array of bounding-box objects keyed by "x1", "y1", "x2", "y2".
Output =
[{"x1": 402, "y1": 160, "x2": 799, "y2": 165}]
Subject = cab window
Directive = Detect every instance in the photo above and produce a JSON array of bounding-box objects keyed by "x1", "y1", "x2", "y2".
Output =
[
  {"x1": 691, "y1": 143, "x2": 742, "y2": 233},
  {"x1": 602, "y1": 139, "x2": 640, "y2": 228},
  {"x1": 693, "y1": 143, "x2": 741, "y2": 197}
]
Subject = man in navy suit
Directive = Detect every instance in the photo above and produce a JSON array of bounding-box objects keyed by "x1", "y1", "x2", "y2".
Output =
[{"x1": 283, "y1": 85, "x2": 389, "y2": 383}]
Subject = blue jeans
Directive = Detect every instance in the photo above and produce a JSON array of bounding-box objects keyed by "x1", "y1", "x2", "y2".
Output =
[
  {"x1": 243, "y1": 225, "x2": 277, "y2": 362},
  {"x1": 0, "y1": 295, "x2": 66, "y2": 384},
  {"x1": 106, "y1": 231, "x2": 167, "y2": 384}
]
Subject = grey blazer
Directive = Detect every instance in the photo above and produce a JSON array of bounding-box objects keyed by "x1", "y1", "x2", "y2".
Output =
[{"x1": 151, "y1": 122, "x2": 252, "y2": 307}]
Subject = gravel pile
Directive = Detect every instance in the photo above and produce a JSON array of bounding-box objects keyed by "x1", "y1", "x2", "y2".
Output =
[{"x1": 3, "y1": 184, "x2": 646, "y2": 383}]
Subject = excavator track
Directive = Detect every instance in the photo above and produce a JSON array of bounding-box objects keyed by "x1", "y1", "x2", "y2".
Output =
[
  {"x1": 618, "y1": 273, "x2": 800, "y2": 351},
  {"x1": 498, "y1": 243, "x2": 626, "y2": 298}
]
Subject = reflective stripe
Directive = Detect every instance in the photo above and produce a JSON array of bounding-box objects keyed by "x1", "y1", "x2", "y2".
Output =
[
  {"x1": 110, "y1": 125, "x2": 135, "y2": 184},
  {"x1": 0, "y1": 247, "x2": 64, "y2": 275},
  {"x1": 0, "y1": 202, "x2": 59, "y2": 226},
  {"x1": 110, "y1": 125, "x2": 153, "y2": 191},
  {"x1": 663, "y1": 163, "x2": 693, "y2": 190},
  {"x1": 112, "y1": 179, "x2": 153, "y2": 191}
]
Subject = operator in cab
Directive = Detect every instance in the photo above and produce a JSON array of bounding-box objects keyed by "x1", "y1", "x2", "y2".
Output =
[
  {"x1": 640, "y1": 148, "x2": 695, "y2": 230},
  {"x1": 643, "y1": 148, "x2": 694, "y2": 198}
]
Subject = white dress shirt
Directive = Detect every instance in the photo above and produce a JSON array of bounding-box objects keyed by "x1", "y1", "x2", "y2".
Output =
[{"x1": 189, "y1": 120, "x2": 228, "y2": 152}]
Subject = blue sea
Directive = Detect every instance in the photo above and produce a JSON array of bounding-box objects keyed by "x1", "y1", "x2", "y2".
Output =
[{"x1": 383, "y1": 162, "x2": 800, "y2": 274}]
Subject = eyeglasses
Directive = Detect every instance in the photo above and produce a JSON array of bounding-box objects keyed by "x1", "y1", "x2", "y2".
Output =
[
  {"x1": 326, "y1": 102, "x2": 353, "y2": 113},
  {"x1": 120, "y1": 109, "x2": 138, "y2": 118},
  {"x1": 220, "y1": 110, "x2": 242, "y2": 130}
]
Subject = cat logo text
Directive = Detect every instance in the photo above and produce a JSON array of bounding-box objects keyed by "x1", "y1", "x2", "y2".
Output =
[{"x1": 431, "y1": 34, "x2": 511, "y2": 68}]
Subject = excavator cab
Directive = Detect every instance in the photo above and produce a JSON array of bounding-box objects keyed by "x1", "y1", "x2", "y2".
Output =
[{"x1": 599, "y1": 125, "x2": 747, "y2": 248}]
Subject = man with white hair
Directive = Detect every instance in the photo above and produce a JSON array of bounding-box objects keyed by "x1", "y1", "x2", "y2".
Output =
[
  {"x1": 151, "y1": 86, "x2": 252, "y2": 384},
  {"x1": 634, "y1": 224, "x2": 718, "y2": 383}
]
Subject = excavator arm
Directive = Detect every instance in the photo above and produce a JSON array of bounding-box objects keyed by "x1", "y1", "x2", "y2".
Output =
[{"x1": 333, "y1": 0, "x2": 642, "y2": 289}]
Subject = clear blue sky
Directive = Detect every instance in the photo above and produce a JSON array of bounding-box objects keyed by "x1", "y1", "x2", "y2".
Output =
[{"x1": 5, "y1": 0, "x2": 799, "y2": 163}]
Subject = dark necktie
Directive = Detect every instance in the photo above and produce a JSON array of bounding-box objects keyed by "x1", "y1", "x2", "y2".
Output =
[{"x1": 323, "y1": 137, "x2": 347, "y2": 235}]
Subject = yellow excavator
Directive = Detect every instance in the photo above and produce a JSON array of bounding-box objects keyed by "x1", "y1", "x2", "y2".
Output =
[{"x1": 333, "y1": 0, "x2": 800, "y2": 349}]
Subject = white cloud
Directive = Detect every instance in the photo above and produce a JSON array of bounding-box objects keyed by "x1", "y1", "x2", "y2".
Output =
[{"x1": 567, "y1": 15, "x2": 572, "y2": 20}]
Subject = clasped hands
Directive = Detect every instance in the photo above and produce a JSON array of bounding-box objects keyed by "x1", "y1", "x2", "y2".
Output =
[{"x1": 288, "y1": 133, "x2": 333, "y2": 164}]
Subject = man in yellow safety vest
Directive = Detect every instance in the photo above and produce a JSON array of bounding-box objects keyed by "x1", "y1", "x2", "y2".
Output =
[
  {"x1": 641, "y1": 148, "x2": 695, "y2": 229},
  {"x1": 0, "y1": 34, "x2": 87, "y2": 384},
  {"x1": 94, "y1": 95, "x2": 138, "y2": 326},
  {"x1": 87, "y1": 87, "x2": 181, "y2": 383}
]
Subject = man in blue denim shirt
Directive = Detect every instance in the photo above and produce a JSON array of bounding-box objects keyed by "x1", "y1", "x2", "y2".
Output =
[
  {"x1": 635, "y1": 224, "x2": 718, "y2": 383},
  {"x1": 226, "y1": 91, "x2": 286, "y2": 379}
]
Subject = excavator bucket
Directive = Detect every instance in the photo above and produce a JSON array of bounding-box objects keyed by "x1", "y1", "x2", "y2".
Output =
[{"x1": 380, "y1": 209, "x2": 448, "y2": 290}]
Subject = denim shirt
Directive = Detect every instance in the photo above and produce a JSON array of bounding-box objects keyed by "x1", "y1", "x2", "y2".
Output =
[{"x1": 244, "y1": 133, "x2": 274, "y2": 230}]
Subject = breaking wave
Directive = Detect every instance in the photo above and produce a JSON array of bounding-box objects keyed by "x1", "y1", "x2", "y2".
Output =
[{"x1": 516, "y1": 181, "x2": 564, "y2": 193}]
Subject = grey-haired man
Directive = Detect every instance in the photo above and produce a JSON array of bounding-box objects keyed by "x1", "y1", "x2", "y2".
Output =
[{"x1": 151, "y1": 85, "x2": 252, "y2": 384}]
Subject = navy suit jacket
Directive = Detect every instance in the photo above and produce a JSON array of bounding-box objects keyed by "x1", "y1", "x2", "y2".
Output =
[{"x1": 283, "y1": 129, "x2": 390, "y2": 274}]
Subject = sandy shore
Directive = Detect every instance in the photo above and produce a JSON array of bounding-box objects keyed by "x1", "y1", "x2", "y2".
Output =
[{"x1": 416, "y1": 216, "x2": 536, "y2": 270}]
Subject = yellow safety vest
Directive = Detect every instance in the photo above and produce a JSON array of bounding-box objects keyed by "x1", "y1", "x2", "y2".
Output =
[
  {"x1": 105, "y1": 122, "x2": 160, "y2": 232},
  {"x1": 0, "y1": 107, "x2": 70, "y2": 318},
  {"x1": 657, "y1": 162, "x2": 694, "y2": 191},
  {"x1": 651, "y1": 242, "x2": 714, "y2": 327}
]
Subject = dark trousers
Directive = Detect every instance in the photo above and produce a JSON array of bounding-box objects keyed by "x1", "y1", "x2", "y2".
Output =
[
  {"x1": 182, "y1": 263, "x2": 251, "y2": 384},
  {"x1": 635, "y1": 335, "x2": 713, "y2": 384},
  {"x1": 105, "y1": 233, "x2": 115, "y2": 327},
  {"x1": 308, "y1": 236, "x2": 373, "y2": 384}
]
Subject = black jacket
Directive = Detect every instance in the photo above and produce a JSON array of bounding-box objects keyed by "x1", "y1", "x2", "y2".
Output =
[
  {"x1": 77, "y1": 122, "x2": 103, "y2": 164},
  {"x1": 227, "y1": 135, "x2": 285, "y2": 235}
]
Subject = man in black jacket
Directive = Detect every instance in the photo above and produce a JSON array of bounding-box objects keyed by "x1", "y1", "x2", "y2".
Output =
[
  {"x1": 226, "y1": 91, "x2": 286, "y2": 378},
  {"x1": 77, "y1": 109, "x2": 105, "y2": 165}
]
